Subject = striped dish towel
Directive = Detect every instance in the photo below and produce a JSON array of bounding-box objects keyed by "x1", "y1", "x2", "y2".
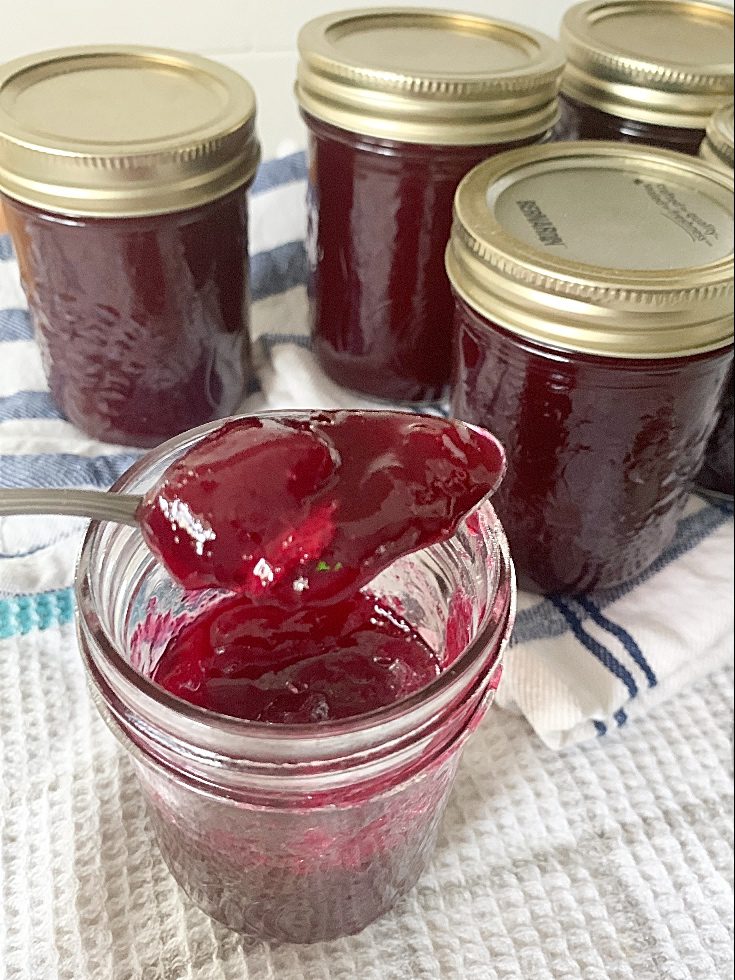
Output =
[{"x1": 1, "y1": 152, "x2": 733, "y2": 749}]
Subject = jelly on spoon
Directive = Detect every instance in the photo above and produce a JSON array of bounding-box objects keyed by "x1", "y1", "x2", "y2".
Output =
[{"x1": 137, "y1": 410, "x2": 505, "y2": 604}]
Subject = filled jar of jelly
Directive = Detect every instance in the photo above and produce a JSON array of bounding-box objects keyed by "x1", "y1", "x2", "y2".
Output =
[
  {"x1": 558, "y1": 0, "x2": 734, "y2": 155},
  {"x1": 75, "y1": 416, "x2": 515, "y2": 943},
  {"x1": 296, "y1": 8, "x2": 565, "y2": 403},
  {"x1": 0, "y1": 47, "x2": 260, "y2": 447},
  {"x1": 698, "y1": 103, "x2": 735, "y2": 498},
  {"x1": 447, "y1": 142, "x2": 734, "y2": 594}
]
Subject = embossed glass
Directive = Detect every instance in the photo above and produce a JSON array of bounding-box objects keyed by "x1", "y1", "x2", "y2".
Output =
[{"x1": 3, "y1": 191, "x2": 253, "y2": 448}]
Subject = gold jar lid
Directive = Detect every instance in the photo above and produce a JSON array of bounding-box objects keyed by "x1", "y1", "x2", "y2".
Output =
[
  {"x1": 700, "y1": 102, "x2": 735, "y2": 170},
  {"x1": 0, "y1": 46, "x2": 260, "y2": 217},
  {"x1": 561, "y1": 0, "x2": 734, "y2": 130},
  {"x1": 295, "y1": 7, "x2": 565, "y2": 145},
  {"x1": 446, "y1": 141, "x2": 734, "y2": 358}
]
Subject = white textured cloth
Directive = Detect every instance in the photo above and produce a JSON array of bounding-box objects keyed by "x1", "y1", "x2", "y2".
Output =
[
  {"x1": 1, "y1": 153, "x2": 733, "y2": 978},
  {"x1": 0, "y1": 620, "x2": 732, "y2": 980}
]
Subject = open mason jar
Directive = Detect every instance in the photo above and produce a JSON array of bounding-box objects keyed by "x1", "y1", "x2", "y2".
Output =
[
  {"x1": 0, "y1": 47, "x2": 260, "y2": 448},
  {"x1": 296, "y1": 8, "x2": 564, "y2": 403},
  {"x1": 558, "y1": 0, "x2": 734, "y2": 155},
  {"x1": 447, "y1": 142, "x2": 733, "y2": 594},
  {"x1": 75, "y1": 416, "x2": 515, "y2": 944}
]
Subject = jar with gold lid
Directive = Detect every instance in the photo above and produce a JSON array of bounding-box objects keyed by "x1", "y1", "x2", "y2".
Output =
[
  {"x1": 0, "y1": 46, "x2": 260, "y2": 448},
  {"x1": 700, "y1": 102, "x2": 735, "y2": 171},
  {"x1": 447, "y1": 141, "x2": 734, "y2": 594},
  {"x1": 559, "y1": 0, "x2": 734, "y2": 155},
  {"x1": 697, "y1": 103, "x2": 734, "y2": 499},
  {"x1": 295, "y1": 7, "x2": 565, "y2": 403}
]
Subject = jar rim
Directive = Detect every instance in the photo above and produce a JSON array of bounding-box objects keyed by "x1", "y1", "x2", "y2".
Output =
[
  {"x1": 447, "y1": 140, "x2": 734, "y2": 358},
  {"x1": 295, "y1": 7, "x2": 564, "y2": 146},
  {"x1": 75, "y1": 412, "x2": 515, "y2": 750},
  {"x1": 700, "y1": 102, "x2": 735, "y2": 171}
]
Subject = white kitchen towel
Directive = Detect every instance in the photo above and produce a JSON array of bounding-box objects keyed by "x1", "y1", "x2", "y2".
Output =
[{"x1": 1, "y1": 151, "x2": 733, "y2": 749}]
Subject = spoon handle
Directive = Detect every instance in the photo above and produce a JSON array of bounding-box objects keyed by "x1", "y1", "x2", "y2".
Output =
[{"x1": 0, "y1": 488, "x2": 142, "y2": 526}]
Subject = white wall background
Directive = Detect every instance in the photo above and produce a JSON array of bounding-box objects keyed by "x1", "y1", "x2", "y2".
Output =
[
  {"x1": 1, "y1": 0, "x2": 586, "y2": 157},
  {"x1": 2, "y1": 1, "x2": 732, "y2": 156}
]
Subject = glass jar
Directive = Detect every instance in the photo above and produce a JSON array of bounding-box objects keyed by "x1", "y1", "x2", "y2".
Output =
[
  {"x1": 699, "y1": 102, "x2": 735, "y2": 172},
  {"x1": 75, "y1": 416, "x2": 516, "y2": 943},
  {"x1": 296, "y1": 9, "x2": 564, "y2": 403},
  {"x1": 447, "y1": 142, "x2": 734, "y2": 594},
  {"x1": 558, "y1": 0, "x2": 733, "y2": 155},
  {"x1": 697, "y1": 104, "x2": 735, "y2": 499},
  {"x1": 0, "y1": 47, "x2": 260, "y2": 448}
]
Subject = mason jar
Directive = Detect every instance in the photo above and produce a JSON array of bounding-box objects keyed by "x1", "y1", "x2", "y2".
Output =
[
  {"x1": 296, "y1": 8, "x2": 564, "y2": 403},
  {"x1": 0, "y1": 47, "x2": 260, "y2": 448},
  {"x1": 558, "y1": 0, "x2": 733, "y2": 155},
  {"x1": 447, "y1": 142, "x2": 733, "y2": 594},
  {"x1": 698, "y1": 103, "x2": 734, "y2": 498},
  {"x1": 75, "y1": 416, "x2": 516, "y2": 943}
]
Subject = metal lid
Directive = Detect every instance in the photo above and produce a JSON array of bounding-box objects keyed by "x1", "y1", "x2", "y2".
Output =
[
  {"x1": 0, "y1": 46, "x2": 260, "y2": 217},
  {"x1": 561, "y1": 0, "x2": 734, "y2": 130},
  {"x1": 295, "y1": 7, "x2": 565, "y2": 145},
  {"x1": 700, "y1": 102, "x2": 735, "y2": 170},
  {"x1": 446, "y1": 141, "x2": 734, "y2": 358}
]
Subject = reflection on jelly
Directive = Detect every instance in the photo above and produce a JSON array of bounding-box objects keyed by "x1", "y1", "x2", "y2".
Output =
[{"x1": 304, "y1": 118, "x2": 546, "y2": 402}]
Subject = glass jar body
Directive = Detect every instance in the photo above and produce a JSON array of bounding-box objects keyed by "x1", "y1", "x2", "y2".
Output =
[
  {"x1": 76, "y1": 416, "x2": 515, "y2": 942},
  {"x1": 450, "y1": 295, "x2": 732, "y2": 593},
  {"x1": 131, "y1": 732, "x2": 461, "y2": 942},
  {"x1": 303, "y1": 113, "x2": 551, "y2": 403},
  {"x1": 3, "y1": 187, "x2": 253, "y2": 448},
  {"x1": 558, "y1": 93, "x2": 706, "y2": 155},
  {"x1": 697, "y1": 360, "x2": 734, "y2": 498}
]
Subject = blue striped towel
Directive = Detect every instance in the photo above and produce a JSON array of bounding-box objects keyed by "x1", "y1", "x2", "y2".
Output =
[{"x1": 1, "y1": 152, "x2": 732, "y2": 748}]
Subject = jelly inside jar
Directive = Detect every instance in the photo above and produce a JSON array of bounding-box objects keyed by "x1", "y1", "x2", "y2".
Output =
[{"x1": 139, "y1": 410, "x2": 506, "y2": 722}]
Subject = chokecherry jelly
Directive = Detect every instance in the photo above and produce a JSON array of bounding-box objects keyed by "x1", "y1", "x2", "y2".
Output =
[
  {"x1": 296, "y1": 9, "x2": 564, "y2": 402},
  {"x1": 76, "y1": 417, "x2": 515, "y2": 942},
  {"x1": 559, "y1": 0, "x2": 733, "y2": 155},
  {"x1": 140, "y1": 409, "x2": 504, "y2": 727},
  {"x1": 151, "y1": 590, "x2": 443, "y2": 723},
  {"x1": 138, "y1": 411, "x2": 505, "y2": 602},
  {"x1": 0, "y1": 47, "x2": 260, "y2": 447},
  {"x1": 447, "y1": 142, "x2": 733, "y2": 593}
]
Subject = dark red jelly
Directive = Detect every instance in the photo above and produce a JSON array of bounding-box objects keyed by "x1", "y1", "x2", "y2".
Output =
[
  {"x1": 451, "y1": 297, "x2": 732, "y2": 593},
  {"x1": 303, "y1": 114, "x2": 546, "y2": 402},
  {"x1": 151, "y1": 591, "x2": 442, "y2": 722},
  {"x1": 3, "y1": 189, "x2": 253, "y2": 448},
  {"x1": 558, "y1": 94, "x2": 706, "y2": 155},
  {"x1": 697, "y1": 364, "x2": 734, "y2": 498},
  {"x1": 141, "y1": 737, "x2": 460, "y2": 943},
  {"x1": 138, "y1": 410, "x2": 505, "y2": 603}
]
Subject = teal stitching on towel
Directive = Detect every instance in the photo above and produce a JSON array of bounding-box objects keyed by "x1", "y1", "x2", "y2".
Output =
[{"x1": 0, "y1": 588, "x2": 74, "y2": 639}]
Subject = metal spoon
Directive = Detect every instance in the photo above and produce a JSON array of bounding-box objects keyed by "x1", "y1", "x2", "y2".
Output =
[{"x1": 0, "y1": 488, "x2": 141, "y2": 526}]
